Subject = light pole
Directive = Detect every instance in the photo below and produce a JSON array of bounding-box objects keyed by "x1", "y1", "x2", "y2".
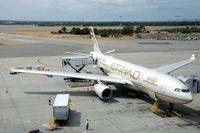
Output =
[
  {"x1": 119, "y1": 16, "x2": 122, "y2": 40},
  {"x1": 175, "y1": 16, "x2": 180, "y2": 40},
  {"x1": 82, "y1": 18, "x2": 84, "y2": 27},
  {"x1": 195, "y1": 19, "x2": 197, "y2": 28}
]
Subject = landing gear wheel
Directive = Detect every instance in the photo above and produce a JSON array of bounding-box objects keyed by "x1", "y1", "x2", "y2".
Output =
[{"x1": 166, "y1": 103, "x2": 174, "y2": 112}]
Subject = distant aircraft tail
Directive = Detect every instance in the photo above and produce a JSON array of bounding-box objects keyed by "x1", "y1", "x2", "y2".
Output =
[{"x1": 89, "y1": 26, "x2": 102, "y2": 54}]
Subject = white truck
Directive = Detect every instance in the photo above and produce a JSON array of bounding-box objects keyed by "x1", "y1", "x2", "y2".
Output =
[{"x1": 53, "y1": 94, "x2": 70, "y2": 120}]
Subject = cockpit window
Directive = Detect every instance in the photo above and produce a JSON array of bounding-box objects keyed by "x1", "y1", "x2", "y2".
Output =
[
  {"x1": 174, "y1": 88, "x2": 182, "y2": 92},
  {"x1": 182, "y1": 89, "x2": 190, "y2": 93},
  {"x1": 174, "y1": 88, "x2": 190, "y2": 93}
]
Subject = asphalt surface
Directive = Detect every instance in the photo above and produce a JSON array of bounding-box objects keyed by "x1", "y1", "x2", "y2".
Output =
[
  {"x1": 0, "y1": 33, "x2": 200, "y2": 133},
  {"x1": 0, "y1": 32, "x2": 200, "y2": 58}
]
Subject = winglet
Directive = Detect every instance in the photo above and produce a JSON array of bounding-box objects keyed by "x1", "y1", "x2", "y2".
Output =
[{"x1": 191, "y1": 54, "x2": 196, "y2": 60}]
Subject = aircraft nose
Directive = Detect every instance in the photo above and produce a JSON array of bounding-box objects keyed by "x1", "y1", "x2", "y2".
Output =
[{"x1": 183, "y1": 93, "x2": 193, "y2": 103}]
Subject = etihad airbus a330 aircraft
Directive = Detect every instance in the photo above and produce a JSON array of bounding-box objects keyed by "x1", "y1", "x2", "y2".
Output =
[{"x1": 11, "y1": 26, "x2": 195, "y2": 109}]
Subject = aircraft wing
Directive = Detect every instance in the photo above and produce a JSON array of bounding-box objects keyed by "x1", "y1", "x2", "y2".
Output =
[
  {"x1": 154, "y1": 54, "x2": 195, "y2": 74},
  {"x1": 10, "y1": 68, "x2": 131, "y2": 84}
]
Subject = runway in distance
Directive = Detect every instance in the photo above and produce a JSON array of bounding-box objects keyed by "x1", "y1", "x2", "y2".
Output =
[{"x1": 11, "y1": 26, "x2": 195, "y2": 109}]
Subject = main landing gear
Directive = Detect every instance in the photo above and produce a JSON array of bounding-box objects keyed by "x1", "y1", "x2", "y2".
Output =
[{"x1": 151, "y1": 100, "x2": 175, "y2": 114}]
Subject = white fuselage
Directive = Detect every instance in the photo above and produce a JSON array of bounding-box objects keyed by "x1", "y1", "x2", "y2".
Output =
[{"x1": 94, "y1": 53, "x2": 193, "y2": 104}]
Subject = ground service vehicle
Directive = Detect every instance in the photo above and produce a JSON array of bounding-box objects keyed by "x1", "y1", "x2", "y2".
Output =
[{"x1": 53, "y1": 94, "x2": 70, "y2": 120}]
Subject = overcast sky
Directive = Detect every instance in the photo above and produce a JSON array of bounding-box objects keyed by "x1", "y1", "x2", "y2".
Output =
[{"x1": 0, "y1": 0, "x2": 199, "y2": 21}]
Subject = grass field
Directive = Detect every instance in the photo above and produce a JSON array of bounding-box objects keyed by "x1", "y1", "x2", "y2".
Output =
[
  {"x1": 0, "y1": 39, "x2": 24, "y2": 45},
  {"x1": 0, "y1": 25, "x2": 139, "y2": 40}
]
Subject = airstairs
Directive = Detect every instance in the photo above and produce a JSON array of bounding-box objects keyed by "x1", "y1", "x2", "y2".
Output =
[{"x1": 46, "y1": 115, "x2": 57, "y2": 131}]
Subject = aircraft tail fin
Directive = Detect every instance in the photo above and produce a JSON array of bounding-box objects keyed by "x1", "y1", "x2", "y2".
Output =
[{"x1": 89, "y1": 26, "x2": 102, "y2": 54}]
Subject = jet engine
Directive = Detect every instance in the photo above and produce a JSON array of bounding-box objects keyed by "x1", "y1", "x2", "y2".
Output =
[{"x1": 94, "y1": 83, "x2": 112, "y2": 100}]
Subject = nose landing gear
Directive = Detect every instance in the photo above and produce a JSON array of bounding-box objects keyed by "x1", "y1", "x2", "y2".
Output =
[{"x1": 166, "y1": 103, "x2": 174, "y2": 112}]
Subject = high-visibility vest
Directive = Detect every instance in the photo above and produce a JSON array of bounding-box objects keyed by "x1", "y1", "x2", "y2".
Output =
[
  {"x1": 48, "y1": 97, "x2": 52, "y2": 101},
  {"x1": 154, "y1": 97, "x2": 158, "y2": 102},
  {"x1": 86, "y1": 120, "x2": 89, "y2": 125}
]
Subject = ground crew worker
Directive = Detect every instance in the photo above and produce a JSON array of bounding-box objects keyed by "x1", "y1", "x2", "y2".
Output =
[
  {"x1": 86, "y1": 119, "x2": 89, "y2": 130},
  {"x1": 154, "y1": 97, "x2": 158, "y2": 103},
  {"x1": 48, "y1": 96, "x2": 52, "y2": 105}
]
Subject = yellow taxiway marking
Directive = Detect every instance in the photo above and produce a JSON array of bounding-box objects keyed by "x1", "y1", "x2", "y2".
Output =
[
  {"x1": 168, "y1": 110, "x2": 200, "y2": 128},
  {"x1": 37, "y1": 57, "x2": 61, "y2": 68},
  {"x1": 68, "y1": 84, "x2": 93, "y2": 88}
]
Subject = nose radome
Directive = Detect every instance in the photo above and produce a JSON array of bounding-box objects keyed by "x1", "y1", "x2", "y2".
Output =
[{"x1": 184, "y1": 93, "x2": 193, "y2": 103}]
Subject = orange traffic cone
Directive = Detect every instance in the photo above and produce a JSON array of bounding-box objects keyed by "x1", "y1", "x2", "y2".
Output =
[
  {"x1": 6, "y1": 89, "x2": 8, "y2": 93},
  {"x1": 92, "y1": 98, "x2": 94, "y2": 102},
  {"x1": 109, "y1": 99, "x2": 111, "y2": 104}
]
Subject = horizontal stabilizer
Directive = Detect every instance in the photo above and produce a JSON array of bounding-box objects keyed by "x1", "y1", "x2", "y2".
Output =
[
  {"x1": 103, "y1": 50, "x2": 115, "y2": 54},
  {"x1": 64, "y1": 51, "x2": 90, "y2": 56}
]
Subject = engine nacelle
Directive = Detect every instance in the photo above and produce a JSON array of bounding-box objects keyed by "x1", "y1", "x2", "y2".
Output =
[{"x1": 94, "y1": 83, "x2": 112, "y2": 100}]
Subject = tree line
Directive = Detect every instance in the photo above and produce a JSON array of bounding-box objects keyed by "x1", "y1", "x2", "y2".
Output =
[
  {"x1": 52, "y1": 25, "x2": 148, "y2": 37},
  {"x1": 159, "y1": 27, "x2": 200, "y2": 33},
  {"x1": 52, "y1": 26, "x2": 200, "y2": 37}
]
